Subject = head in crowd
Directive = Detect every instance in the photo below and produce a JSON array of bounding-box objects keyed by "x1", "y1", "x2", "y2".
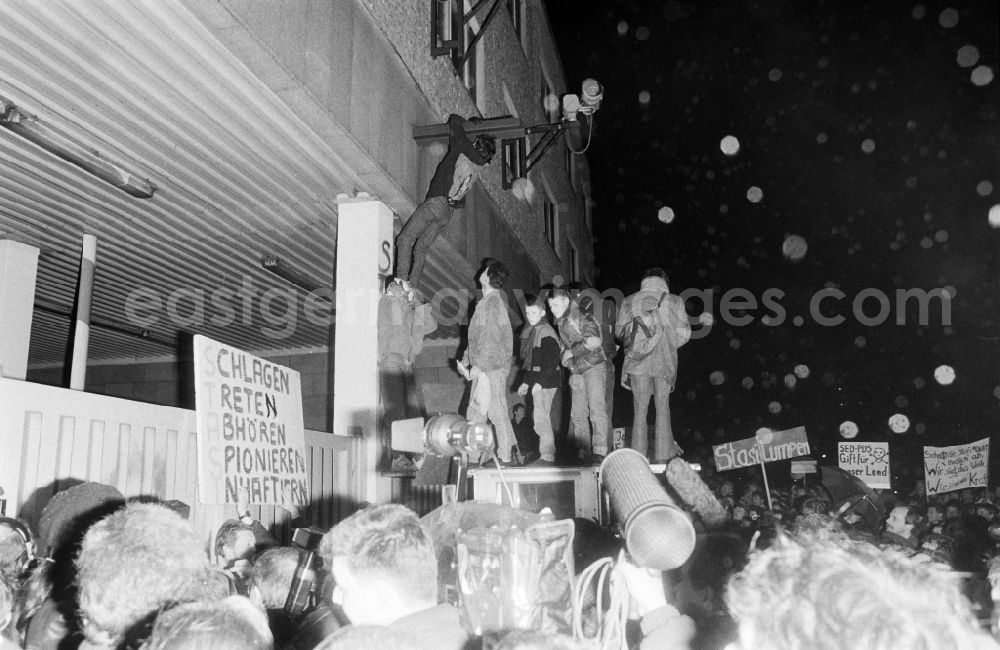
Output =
[
  {"x1": 926, "y1": 503, "x2": 944, "y2": 525},
  {"x1": 37, "y1": 482, "x2": 125, "y2": 561},
  {"x1": 916, "y1": 533, "x2": 958, "y2": 568},
  {"x1": 523, "y1": 293, "x2": 548, "y2": 326},
  {"x1": 0, "y1": 517, "x2": 34, "y2": 581},
  {"x1": 318, "y1": 504, "x2": 437, "y2": 626},
  {"x1": 313, "y1": 624, "x2": 420, "y2": 650},
  {"x1": 885, "y1": 505, "x2": 922, "y2": 539},
  {"x1": 215, "y1": 519, "x2": 256, "y2": 569},
  {"x1": 247, "y1": 546, "x2": 302, "y2": 610},
  {"x1": 512, "y1": 403, "x2": 526, "y2": 423},
  {"x1": 0, "y1": 572, "x2": 15, "y2": 642},
  {"x1": 141, "y1": 597, "x2": 273, "y2": 650},
  {"x1": 945, "y1": 499, "x2": 962, "y2": 520},
  {"x1": 726, "y1": 529, "x2": 995, "y2": 650},
  {"x1": 547, "y1": 287, "x2": 572, "y2": 319},
  {"x1": 76, "y1": 503, "x2": 209, "y2": 648},
  {"x1": 473, "y1": 133, "x2": 497, "y2": 164},
  {"x1": 975, "y1": 502, "x2": 997, "y2": 523},
  {"x1": 479, "y1": 258, "x2": 510, "y2": 291},
  {"x1": 642, "y1": 267, "x2": 670, "y2": 288}
]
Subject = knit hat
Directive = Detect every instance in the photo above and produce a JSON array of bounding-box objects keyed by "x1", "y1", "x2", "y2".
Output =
[{"x1": 37, "y1": 481, "x2": 124, "y2": 558}]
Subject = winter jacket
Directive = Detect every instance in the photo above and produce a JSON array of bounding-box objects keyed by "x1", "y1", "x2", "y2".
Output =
[
  {"x1": 616, "y1": 276, "x2": 691, "y2": 381},
  {"x1": 464, "y1": 289, "x2": 513, "y2": 372},
  {"x1": 555, "y1": 304, "x2": 606, "y2": 375},
  {"x1": 519, "y1": 321, "x2": 561, "y2": 389}
]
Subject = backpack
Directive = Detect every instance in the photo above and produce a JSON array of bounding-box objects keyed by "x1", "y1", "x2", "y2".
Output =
[{"x1": 622, "y1": 292, "x2": 668, "y2": 362}]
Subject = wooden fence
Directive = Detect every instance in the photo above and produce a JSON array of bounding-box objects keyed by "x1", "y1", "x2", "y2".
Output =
[{"x1": 0, "y1": 377, "x2": 362, "y2": 546}]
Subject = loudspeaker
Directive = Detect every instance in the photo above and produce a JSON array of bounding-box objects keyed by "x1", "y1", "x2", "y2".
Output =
[{"x1": 599, "y1": 449, "x2": 695, "y2": 570}]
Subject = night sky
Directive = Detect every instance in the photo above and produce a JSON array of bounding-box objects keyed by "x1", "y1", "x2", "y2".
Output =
[{"x1": 547, "y1": 0, "x2": 999, "y2": 484}]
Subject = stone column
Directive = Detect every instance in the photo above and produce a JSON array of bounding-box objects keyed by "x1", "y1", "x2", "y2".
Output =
[{"x1": 333, "y1": 193, "x2": 394, "y2": 503}]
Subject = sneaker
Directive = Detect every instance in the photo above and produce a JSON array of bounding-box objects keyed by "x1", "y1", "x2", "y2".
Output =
[
  {"x1": 590, "y1": 454, "x2": 605, "y2": 466},
  {"x1": 528, "y1": 457, "x2": 556, "y2": 467}
]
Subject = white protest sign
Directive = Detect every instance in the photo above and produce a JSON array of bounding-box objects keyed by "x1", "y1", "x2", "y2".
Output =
[
  {"x1": 923, "y1": 438, "x2": 990, "y2": 496},
  {"x1": 838, "y1": 442, "x2": 891, "y2": 489},
  {"x1": 194, "y1": 335, "x2": 309, "y2": 505},
  {"x1": 713, "y1": 426, "x2": 811, "y2": 472}
]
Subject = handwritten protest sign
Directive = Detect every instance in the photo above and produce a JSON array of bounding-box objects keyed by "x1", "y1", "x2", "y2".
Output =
[
  {"x1": 838, "y1": 442, "x2": 890, "y2": 489},
  {"x1": 923, "y1": 438, "x2": 989, "y2": 496},
  {"x1": 194, "y1": 335, "x2": 309, "y2": 506},
  {"x1": 713, "y1": 426, "x2": 810, "y2": 472}
]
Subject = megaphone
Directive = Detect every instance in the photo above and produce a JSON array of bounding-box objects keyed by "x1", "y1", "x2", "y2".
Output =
[{"x1": 600, "y1": 449, "x2": 695, "y2": 570}]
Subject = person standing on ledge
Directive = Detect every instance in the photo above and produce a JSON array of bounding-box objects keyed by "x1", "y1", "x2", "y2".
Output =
[
  {"x1": 395, "y1": 114, "x2": 496, "y2": 289},
  {"x1": 616, "y1": 267, "x2": 691, "y2": 462},
  {"x1": 457, "y1": 258, "x2": 517, "y2": 465}
]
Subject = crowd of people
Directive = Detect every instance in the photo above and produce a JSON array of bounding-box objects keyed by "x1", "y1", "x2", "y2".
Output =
[{"x1": 1, "y1": 472, "x2": 1000, "y2": 649}]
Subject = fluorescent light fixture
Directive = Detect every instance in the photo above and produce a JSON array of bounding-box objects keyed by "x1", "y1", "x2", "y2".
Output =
[
  {"x1": 0, "y1": 96, "x2": 156, "y2": 199},
  {"x1": 260, "y1": 255, "x2": 326, "y2": 295}
]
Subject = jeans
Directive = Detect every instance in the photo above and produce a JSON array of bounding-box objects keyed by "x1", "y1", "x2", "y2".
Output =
[
  {"x1": 395, "y1": 196, "x2": 452, "y2": 285},
  {"x1": 629, "y1": 374, "x2": 678, "y2": 460},
  {"x1": 531, "y1": 386, "x2": 557, "y2": 461},
  {"x1": 466, "y1": 368, "x2": 516, "y2": 462},
  {"x1": 569, "y1": 364, "x2": 609, "y2": 458},
  {"x1": 604, "y1": 359, "x2": 615, "y2": 428}
]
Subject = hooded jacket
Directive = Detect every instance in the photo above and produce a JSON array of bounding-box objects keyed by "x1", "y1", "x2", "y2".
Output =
[{"x1": 616, "y1": 276, "x2": 691, "y2": 381}]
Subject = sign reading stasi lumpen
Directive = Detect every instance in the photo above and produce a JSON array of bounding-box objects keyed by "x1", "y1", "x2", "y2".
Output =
[
  {"x1": 713, "y1": 426, "x2": 811, "y2": 472},
  {"x1": 194, "y1": 335, "x2": 309, "y2": 506}
]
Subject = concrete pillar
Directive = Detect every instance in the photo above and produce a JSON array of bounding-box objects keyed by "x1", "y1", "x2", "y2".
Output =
[
  {"x1": 333, "y1": 193, "x2": 394, "y2": 503},
  {"x1": 0, "y1": 240, "x2": 40, "y2": 380},
  {"x1": 69, "y1": 234, "x2": 98, "y2": 390}
]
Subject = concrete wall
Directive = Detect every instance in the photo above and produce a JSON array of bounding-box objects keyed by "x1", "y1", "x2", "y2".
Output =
[
  {"x1": 361, "y1": 0, "x2": 595, "y2": 285},
  {"x1": 208, "y1": 0, "x2": 593, "y2": 288}
]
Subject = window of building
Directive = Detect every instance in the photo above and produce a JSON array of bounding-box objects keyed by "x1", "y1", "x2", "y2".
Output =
[
  {"x1": 568, "y1": 243, "x2": 579, "y2": 282},
  {"x1": 506, "y1": 0, "x2": 523, "y2": 43},
  {"x1": 502, "y1": 137, "x2": 526, "y2": 189},
  {"x1": 432, "y1": 0, "x2": 461, "y2": 56},
  {"x1": 543, "y1": 193, "x2": 558, "y2": 253},
  {"x1": 454, "y1": 23, "x2": 482, "y2": 107}
]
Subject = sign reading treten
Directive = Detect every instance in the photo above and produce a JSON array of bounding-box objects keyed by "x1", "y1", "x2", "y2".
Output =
[{"x1": 194, "y1": 335, "x2": 309, "y2": 506}]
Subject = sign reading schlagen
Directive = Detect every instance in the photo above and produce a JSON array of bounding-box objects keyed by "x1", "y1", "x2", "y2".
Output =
[
  {"x1": 924, "y1": 438, "x2": 989, "y2": 496},
  {"x1": 194, "y1": 335, "x2": 309, "y2": 506},
  {"x1": 713, "y1": 426, "x2": 810, "y2": 472}
]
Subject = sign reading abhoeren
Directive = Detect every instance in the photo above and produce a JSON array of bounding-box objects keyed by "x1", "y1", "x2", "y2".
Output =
[
  {"x1": 194, "y1": 335, "x2": 309, "y2": 506},
  {"x1": 924, "y1": 438, "x2": 989, "y2": 496},
  {"x1": 838, "y1": 442, "x2": 891, "y2": 489},
  {"x1": 713, "y1": 426, "x2": 811, "y2": 472}
]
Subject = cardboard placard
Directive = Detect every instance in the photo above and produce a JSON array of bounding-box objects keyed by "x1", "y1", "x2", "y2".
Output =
[
  {"x1": 838, "y1": 442, "x2": 890, "y2": 489},
  {"x1": 924, "y1": 438, "x2": 989, "y2": 496},
  {"x1": 713, "y1": 426, "x2": 810, "y2": 472},
  {"x1": 194, "y1": 335, "x2": 309, "y2": 505}
]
